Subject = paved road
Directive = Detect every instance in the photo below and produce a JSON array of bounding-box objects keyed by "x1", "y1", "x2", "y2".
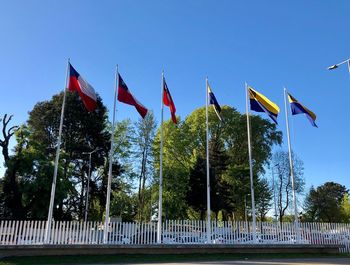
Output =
[{"x1": 87, "y1": 258, "x2": 350, "y2": 265}]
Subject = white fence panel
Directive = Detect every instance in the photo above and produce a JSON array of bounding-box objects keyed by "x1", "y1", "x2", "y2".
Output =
[{"x1": 0, "y1": 220, "x2": 349, "y2": 252}]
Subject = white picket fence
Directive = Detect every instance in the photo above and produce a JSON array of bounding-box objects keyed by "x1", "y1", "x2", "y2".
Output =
[{"x1": 0, "y1": 220, "x2": 349, "y2": 253}]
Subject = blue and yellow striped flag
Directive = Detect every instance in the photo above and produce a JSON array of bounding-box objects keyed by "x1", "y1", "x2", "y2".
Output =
[
  {"x1": 288, "y1": 93, "x2": 317, "y2": 127},
  {"x1": 248, "y1": 87, "x2": 280, "y2": 124}
]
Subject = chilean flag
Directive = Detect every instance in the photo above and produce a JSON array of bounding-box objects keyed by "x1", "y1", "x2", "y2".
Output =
[
  {"x1": 68, "y1": 63, "x2": 97, "y2": 112},
  {"x1": 163, "y1": 78, "x2": 177, "y2": 124},
  {"x1": 117, "y1": 74, "x2": 148, "y2": 118}
]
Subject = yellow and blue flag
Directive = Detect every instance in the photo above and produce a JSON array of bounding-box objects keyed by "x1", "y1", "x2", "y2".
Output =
[
  {"x1": 248, "y1": 87, "x2": 280, "y2": 124},
  {"x1": 207, "y1": 84, "x2": 222, "y2": 121},
  {"x1": 288, "y1": 93, "x2": 317, "y2": 127}
]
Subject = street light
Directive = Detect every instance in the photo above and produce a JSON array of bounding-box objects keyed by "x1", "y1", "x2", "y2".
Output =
[
  {"x1": 82, "y1": 148, "x2": 101, "y2": 222},
  {"x1": 327, "y1": 58, "x2": 350, "y2": 72}
]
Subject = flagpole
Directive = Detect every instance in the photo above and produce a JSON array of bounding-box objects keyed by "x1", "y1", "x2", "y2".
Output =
[
  {"x1": 283, "y1": 87, "x2": 299, "y2": 235},
  {"x1": 245, "y1": 82, "x2": 257, "y2": 243},
  {"x1": 103, "y1": 65, "x2": 118, "y2": 243},
  {"x1": 45, "y1": 59, "x2": 70, "y2": 244},
  {"x1": 157, "y1": 71, "x2": 164, "y2": 244},
  {"x1": 206, "y1": 77, "x2": 211, "y2": 244}
]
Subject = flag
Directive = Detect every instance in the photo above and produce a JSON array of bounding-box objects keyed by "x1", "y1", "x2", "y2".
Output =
[
  {"x1": 248, "y1": 87, "x2": 280, "y2": 124},
  {"x1": 117, "y1": 74, "x2": 148, "y2": 118},
  {"x1": 207, "y1": 84, "x2": 222, "y2": 121},
  {"x1": 68, "y1": 63, "x2": 97, "y2": 112},
  {"x1": 288, "y1": 93, "x2": 317, "y2": 127},
  {"x1": 163, "y1": 78, "x2": 177, "y2": 124}
]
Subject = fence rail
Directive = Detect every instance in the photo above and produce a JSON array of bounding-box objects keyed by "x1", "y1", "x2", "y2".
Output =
[{"x1": 0, "y1": 220, "x2": 349, "y2": 253}]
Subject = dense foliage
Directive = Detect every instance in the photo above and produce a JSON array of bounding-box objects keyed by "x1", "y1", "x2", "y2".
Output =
[
  {"x1": 303, "y1": 182, "x2": 349, "y2": 222},
  {"x1": 2, "y1": 93, "x2": 347, "y2": 223}
]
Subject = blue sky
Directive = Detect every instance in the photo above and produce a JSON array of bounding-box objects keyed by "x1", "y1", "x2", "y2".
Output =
[{"x1": 1, "y1": 0, "x2": 349, "y2": 194}]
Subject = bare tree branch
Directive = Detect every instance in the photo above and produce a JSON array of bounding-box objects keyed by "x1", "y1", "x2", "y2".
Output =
[{"x1": 0, "y1": 114, "x2": 19, "y2": 164}]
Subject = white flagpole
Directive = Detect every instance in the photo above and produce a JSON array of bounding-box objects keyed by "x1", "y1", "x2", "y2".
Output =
[
  {"x1": 206, "y1": 77, "x2": 211, "y2": 244},
  {"x1": 157, "y1": 71, "x2": 164, "y2": 244},
  {"x1": 45, "y1": 59, "x2": 70, "y2": 244},
  {"x1": 245, "y1": 83, "x2": 257, "y2": 243},
  {"x1": 283, "y1": 88, "x2": 299, "y2": 229},
  {"x1": 103, "y1": 66, "x2": 118, "y2": 243}
]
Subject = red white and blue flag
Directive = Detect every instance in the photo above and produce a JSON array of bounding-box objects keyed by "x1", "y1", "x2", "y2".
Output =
[
  {"x1": 117, "y1": 74, "x2": 148, "y2": 118},
  {"x1": 163, "y1": 78, "x2": 177, "y2": 124},
  {"x1": 68, "y1": 63, "x2": 97, "y2": 112}
]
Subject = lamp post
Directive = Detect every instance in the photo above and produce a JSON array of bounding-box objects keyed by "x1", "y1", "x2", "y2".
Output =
[
  {"x1": 328, "y1": 58, "x2": 350, "y2": 72},
  {"x1": 82, "y1": 148, "x2": 101, "y2": 222}
]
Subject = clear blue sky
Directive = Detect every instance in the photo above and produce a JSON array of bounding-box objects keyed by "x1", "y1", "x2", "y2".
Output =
[{"x1": 1, "y1": 0, "x2": 349, "y2": 193}]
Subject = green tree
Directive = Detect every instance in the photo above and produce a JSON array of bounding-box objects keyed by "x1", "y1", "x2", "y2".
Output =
[
  {"x1": 153, "y1": 106, "x2": 281, "y2": 220},
  {"x1": 1, "y1": 92, "x2": 116, "y2": 220},
  {"x1": 107, "y1": 119, "x2": 137, "y2": 221},
  {"x1": 341, "y1": 193, "x2": 350, "y2": 223},
  {"x1": 133, "y1": 112, "x2": 156, "y2": 222},
  {"x1": 153, "y1": 117, "x2": 192, "y2": 220},
  {"x1": 304, "y1": 182, "x2": 348, "y2": 222}
]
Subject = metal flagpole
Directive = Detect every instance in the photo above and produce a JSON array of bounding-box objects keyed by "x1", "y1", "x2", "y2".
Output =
[
  {"x1": 157, "y1": 71, "x2": 164, "y2": 244},
  {"x1": 245, "y1": 82, "x2": 257, "y2": 243},
  {"x1": 283, "y1": 87, "x2": 299, "y2": 231},
  {"x1": 103, "y1": 66, "x2": 118, "y2": 243},
  {"x1": 44, "y1": 59, "x2": 70, "y2": 244},
  {"x1": 206, "y1": 77, "x2": 211, "y2": 244}
]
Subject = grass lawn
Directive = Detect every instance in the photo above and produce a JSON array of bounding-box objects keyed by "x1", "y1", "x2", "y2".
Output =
[{"x1": 1, "y1": 253, "x2": 349, "y2": 265}]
